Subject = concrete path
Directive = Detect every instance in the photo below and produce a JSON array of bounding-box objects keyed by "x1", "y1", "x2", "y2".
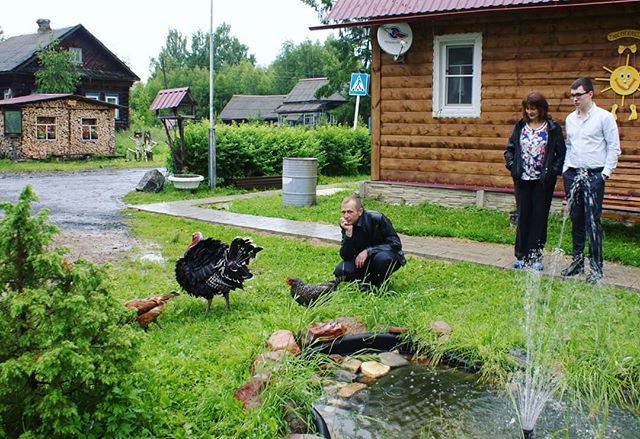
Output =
[{"x1": 132, "y1": 188, "x2": 640, "y2": 291}]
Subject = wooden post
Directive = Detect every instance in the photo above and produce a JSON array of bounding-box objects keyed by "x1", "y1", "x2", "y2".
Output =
[{"x1": 370, "y1": 26, "x2": 382, "y2": 181}]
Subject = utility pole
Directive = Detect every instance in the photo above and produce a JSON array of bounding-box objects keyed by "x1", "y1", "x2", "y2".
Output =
[{"x1": 208, "y1": 0, "x2": 216, "y2": 188}]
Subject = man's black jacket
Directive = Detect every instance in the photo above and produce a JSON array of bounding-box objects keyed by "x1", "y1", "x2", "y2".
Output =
[{"x1": 339, "y1": 209, "x2": 406, "y2": 265}]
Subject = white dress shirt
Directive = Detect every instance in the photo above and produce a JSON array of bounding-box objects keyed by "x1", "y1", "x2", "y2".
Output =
[{"x1": 563, "y1": 103, "x2": 621, "y2": 177}]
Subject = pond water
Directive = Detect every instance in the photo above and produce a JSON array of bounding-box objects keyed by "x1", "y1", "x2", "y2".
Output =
[{"x1": 313, "y1": 364, "x2": 640, "y2": 438}]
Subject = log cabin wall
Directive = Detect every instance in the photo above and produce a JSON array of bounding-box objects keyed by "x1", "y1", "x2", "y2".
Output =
[
  {"x1": 371, "y1": 5, "x2": 640, "y2": 213},
  {"x1": 0, "y1": 99, "x2": 115, "y2": 159}
]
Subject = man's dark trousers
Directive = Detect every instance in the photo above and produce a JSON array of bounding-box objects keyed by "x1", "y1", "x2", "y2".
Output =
[
  {"x1": 563, "y1": 167, "x2": 605, "y2": 274},
  {"x1": 334, "y1": 251, "x2": 402, "y2": 287}
]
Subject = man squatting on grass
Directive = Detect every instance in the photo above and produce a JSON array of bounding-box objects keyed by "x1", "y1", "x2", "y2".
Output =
[
  {"x1": 561, "y1": 77, "x2": 621, "y2": 285},
  {"x1": 334, "y1": 194, "x2": 406, "y2": 289}
]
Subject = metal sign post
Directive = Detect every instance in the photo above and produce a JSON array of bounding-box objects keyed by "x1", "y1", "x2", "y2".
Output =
[{"x1": 349, "y1": 73, "x2": 369, "y2": 130}]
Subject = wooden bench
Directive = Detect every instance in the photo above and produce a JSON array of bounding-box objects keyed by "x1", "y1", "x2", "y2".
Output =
[{"x1": 230, "y1": 175, "x2": 282, "y2": 190}]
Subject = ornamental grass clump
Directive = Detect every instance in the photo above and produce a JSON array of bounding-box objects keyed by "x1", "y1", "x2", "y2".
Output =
[{"x1": 0, "y1": 186, "x2": 154, "y2": 438}]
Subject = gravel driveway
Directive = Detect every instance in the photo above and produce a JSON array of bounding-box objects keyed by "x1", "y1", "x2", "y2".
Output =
[{"x1": 0, "y1": 167, "x2": 163, "y2": 262}]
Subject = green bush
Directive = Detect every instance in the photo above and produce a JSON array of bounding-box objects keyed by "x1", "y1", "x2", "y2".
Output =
[
  {"x1": 0, "y1": 186, "x2": 154, "y2": 438},
  {"x1": 177, "y1": 122, "x2": 370, "y2": 179}
]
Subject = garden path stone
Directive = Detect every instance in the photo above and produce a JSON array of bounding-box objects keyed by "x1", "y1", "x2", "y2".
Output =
[{"x1": 131, "y1": 185, "x2": 640, "y2": 291}]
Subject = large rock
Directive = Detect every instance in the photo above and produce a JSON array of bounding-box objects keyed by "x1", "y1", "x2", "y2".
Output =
[{"x1": 136, "y1": 169, "x2": 165, "y2": 192}]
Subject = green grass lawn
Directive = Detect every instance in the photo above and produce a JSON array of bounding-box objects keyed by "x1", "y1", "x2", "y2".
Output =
[
  {"x1": 105, "y1": 210, "x2": 640, "y2": 437},
  {"x1": 225, "y1": 190, "x2": 640, "y2": 267}
]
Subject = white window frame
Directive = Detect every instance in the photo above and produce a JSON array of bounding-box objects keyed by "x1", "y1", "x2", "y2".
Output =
[
  {"x1": 35, "y1": 116, "x2": 56, "y2": 140},
  {"x1": 85, "y1": 92, "x2": 100, "y2": 100},
  {"x1": 303, "y1": 113, "x2": 315, "y2": 126},
  {"x1": 105, "y1": 94, "x2": 120, "y2": 119},
  {"x1": 432, "y1": 33, "x2": 482, "y2": 118},
  {"x1": 69, "y1": 47, "x2": 83, "y2": 65},
  {"x1": 81, "y1": 117, "x2": 98, "y2": 141},
  {"x1": 3, "y1": 88, "x2": 13, "y2": 100}
]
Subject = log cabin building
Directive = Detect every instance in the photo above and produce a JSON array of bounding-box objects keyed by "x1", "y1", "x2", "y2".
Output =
[
  {"x1": 320, "y1": 0, "x2": 640, "y2": 220},
  {"x1": 0, "y1": 94, "x2": 118, "y2": 160},
  {"x1": 0, "y1": 19, "x2": 139, "y2": 130}
]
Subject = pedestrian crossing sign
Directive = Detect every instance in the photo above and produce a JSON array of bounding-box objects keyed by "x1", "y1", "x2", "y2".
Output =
[{"x1": 349, "y1": 73, "x2": 369, "y2": 96}]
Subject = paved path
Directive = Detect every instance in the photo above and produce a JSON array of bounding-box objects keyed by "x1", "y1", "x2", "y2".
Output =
[{"x1": 132, "y1": 188, "x2": 640, "y2": 291}]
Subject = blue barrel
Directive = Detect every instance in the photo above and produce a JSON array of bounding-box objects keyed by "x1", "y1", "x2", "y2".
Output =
[{"x1": 282, "y1": 157, "x2": 317, "y2": 206}]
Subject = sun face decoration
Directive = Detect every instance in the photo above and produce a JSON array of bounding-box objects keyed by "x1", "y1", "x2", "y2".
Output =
[{"x1": 596, "y1": 44, "x2": 640, "y2": 121}]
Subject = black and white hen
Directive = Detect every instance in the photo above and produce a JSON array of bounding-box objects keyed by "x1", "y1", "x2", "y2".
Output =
[
  {"x1": 286, "y1": 276, "x2": 344, "y2": 307},
  {"x1": 175, "y1": 232, "x2": 262, "y2": 312}
]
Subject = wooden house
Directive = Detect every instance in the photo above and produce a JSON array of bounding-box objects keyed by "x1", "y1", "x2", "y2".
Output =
[
  {"x1": 219, "y1": 95, "x2": 286, "y2": 124},
  {"x1": 0, "y1": 19, "x2": 139, "y2": 130},
  {"x1": 0, "y1": 94, "x2": 118, "y2": 160},
  {"x1": 319, "y1": 0, "x2": 640, "y2": 219},
  {"x1": 276, "y1": 78, "x2": 346, "y2": 126}
]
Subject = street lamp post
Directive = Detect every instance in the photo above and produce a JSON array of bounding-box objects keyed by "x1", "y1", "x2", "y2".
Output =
[{"x1": 208, "y1": 0, "x2": 216, "y2": 188}]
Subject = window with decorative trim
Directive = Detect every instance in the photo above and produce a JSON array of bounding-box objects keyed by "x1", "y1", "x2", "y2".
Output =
[
  {"x1": 432, "y1": 33, "x2": 482, "y2": 118},
  {"x1": 105, "y1": 94, "x2": 120, "y2": 119},
  {"x1": 69, "y1": 47, "x2": 83, "y2": 65},
  {"x1": 35, "y1": 116, "x2": 56, "y2": 140},
  {"x1": 81, "y1": 118, "x2": 98, "y2": 140}
]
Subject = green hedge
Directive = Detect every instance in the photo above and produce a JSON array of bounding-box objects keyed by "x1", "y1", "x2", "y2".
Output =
[{"x1": 175, "y1": 122, "x2": 370, "y2": 180}]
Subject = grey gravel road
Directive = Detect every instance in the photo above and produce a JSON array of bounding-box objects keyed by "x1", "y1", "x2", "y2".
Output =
[
  {"x1": 0, "y1": 167, "x2": 166, "y2": 262},
  {"x1": 0, "y1": 167, "x2": 163, "y2": 232}
]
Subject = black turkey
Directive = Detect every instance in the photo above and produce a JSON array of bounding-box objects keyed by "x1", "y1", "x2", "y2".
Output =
[{"x1": 175, "y1": 232, "x2": 262, "y2": 312}]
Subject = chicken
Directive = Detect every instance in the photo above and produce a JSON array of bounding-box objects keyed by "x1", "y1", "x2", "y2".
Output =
[
  {"x1": 124, "y1": 291, "x2": 179, "y2": 330},
  {"x1": 286, "y1": 276, "x2": 343, "y2": 307},
  {"x1": 175, "y1": 232, "x2": 262, "y2": 312}
]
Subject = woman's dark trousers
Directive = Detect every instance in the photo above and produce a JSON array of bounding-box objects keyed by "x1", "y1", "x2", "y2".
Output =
[{"x1": 514, "y1": 178, "x2": 556, "y2": 262}]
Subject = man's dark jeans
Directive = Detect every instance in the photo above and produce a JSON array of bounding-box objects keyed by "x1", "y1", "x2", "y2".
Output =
[
  {"x1": 563, "y1": 167, "x2": 605, "y2": 274},
  {"x1": 334, "y1": 251, "x2": 402, "y2": 287}
]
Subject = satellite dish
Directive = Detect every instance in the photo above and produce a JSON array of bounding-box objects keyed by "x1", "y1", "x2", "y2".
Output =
[{"x1": 377, "y1": 22, "x2": 413, "y2": 60}]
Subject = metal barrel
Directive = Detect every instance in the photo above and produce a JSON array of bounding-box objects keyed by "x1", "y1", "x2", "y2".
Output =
[{"x1": 282, "y1": 157, "x2": 317, "y2": 206}]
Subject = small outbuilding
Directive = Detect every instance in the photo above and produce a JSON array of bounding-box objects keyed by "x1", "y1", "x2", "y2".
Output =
[{"x1": 0, "y1": 93, "x2": 118, "y2": 160}]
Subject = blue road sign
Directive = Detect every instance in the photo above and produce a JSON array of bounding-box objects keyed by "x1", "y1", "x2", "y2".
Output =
[{"x1": 349, "y1": 73, "x2": 369, "y2": 96}]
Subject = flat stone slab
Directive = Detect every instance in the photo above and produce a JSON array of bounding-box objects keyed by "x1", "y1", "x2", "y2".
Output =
[
  {"x1": 360, "y1": 361, "x2": 391, "y2": 379},
  {"x1": 342, "y1": 358, "x2": 362, "y2": 373},
  {"x1": 378, "y1": 352, "x2": 410, "y2": 368},
  {"x1": 336, "y1": 382, "x2": 367, "y2": 398}
]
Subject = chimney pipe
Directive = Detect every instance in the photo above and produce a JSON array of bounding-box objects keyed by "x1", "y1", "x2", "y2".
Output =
[{"x1": 36, "y1": 19, "x2": 51, "y2": 34}]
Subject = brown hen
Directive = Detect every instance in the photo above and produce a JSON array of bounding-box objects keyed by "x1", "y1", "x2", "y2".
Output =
[
  {"x1": 124, "y1": 291, "x2": 179, "y2": 330},
  {"x1": 286, "y1": 276, "x2": 343, "y2": 307}
]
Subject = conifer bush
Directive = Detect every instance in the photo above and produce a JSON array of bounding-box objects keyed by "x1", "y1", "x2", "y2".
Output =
[{"x1": 0, "y1": 186, "x2": 153, "y2": 438}]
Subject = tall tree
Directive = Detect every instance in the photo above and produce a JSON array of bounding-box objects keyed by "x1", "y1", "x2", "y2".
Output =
[
  {"x1": 300, "y1": 0, "x2": 371, "y2": 123},
  {"x1": 0, "y1": 26, "x2": 4, "y2": 42},
  {"x1": 34, "y1": 41, "x2": 81, "y2": 93},
  {"x1": 269, "y1": 39, "x2": 338, "y2": 94}
]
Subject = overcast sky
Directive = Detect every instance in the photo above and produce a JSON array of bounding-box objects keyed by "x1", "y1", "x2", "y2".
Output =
[{"x1": 2, "y1": 0, "x2": 334, "y2": 82}]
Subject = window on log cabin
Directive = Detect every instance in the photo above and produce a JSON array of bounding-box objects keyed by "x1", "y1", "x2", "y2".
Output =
[
  {"x1": 69, "y1": 47, "x2": 83, "y2": 65},
  {"x1": 105, "y1": 94, "x2": 119, "y2": 119},
  {"x1": 35, "y1": 116, "x2": 56, "y2": 140},
  {"x1": 81, "y1": 118, "x2": 98, "y2": 141},
  {"x1": 433, "y1": 33, "x2": 482, "y2": 118}
]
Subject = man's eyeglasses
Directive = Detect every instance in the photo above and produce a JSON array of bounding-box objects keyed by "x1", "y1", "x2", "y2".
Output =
[{"x1": 570, "y1": 91, "x2": 589, "y2": 98}]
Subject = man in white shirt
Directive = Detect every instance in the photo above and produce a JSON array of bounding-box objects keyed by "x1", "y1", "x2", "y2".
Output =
[{"x1": 562, "y1": 77, "x2": 621, "y2": 284}]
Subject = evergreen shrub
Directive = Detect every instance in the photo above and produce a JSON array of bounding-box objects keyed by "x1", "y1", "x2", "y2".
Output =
[
  {"x1": 177, "y1": 122, "x2": 370, "y2": 179},
  {"x1": 0, "y1": 186, "x2": 154, "y2": 438}
]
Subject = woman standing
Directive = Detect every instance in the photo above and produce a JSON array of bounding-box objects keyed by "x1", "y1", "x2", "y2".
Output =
[{"x1": 504, "y1": 92, "x2": 566, "y2": 270}]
